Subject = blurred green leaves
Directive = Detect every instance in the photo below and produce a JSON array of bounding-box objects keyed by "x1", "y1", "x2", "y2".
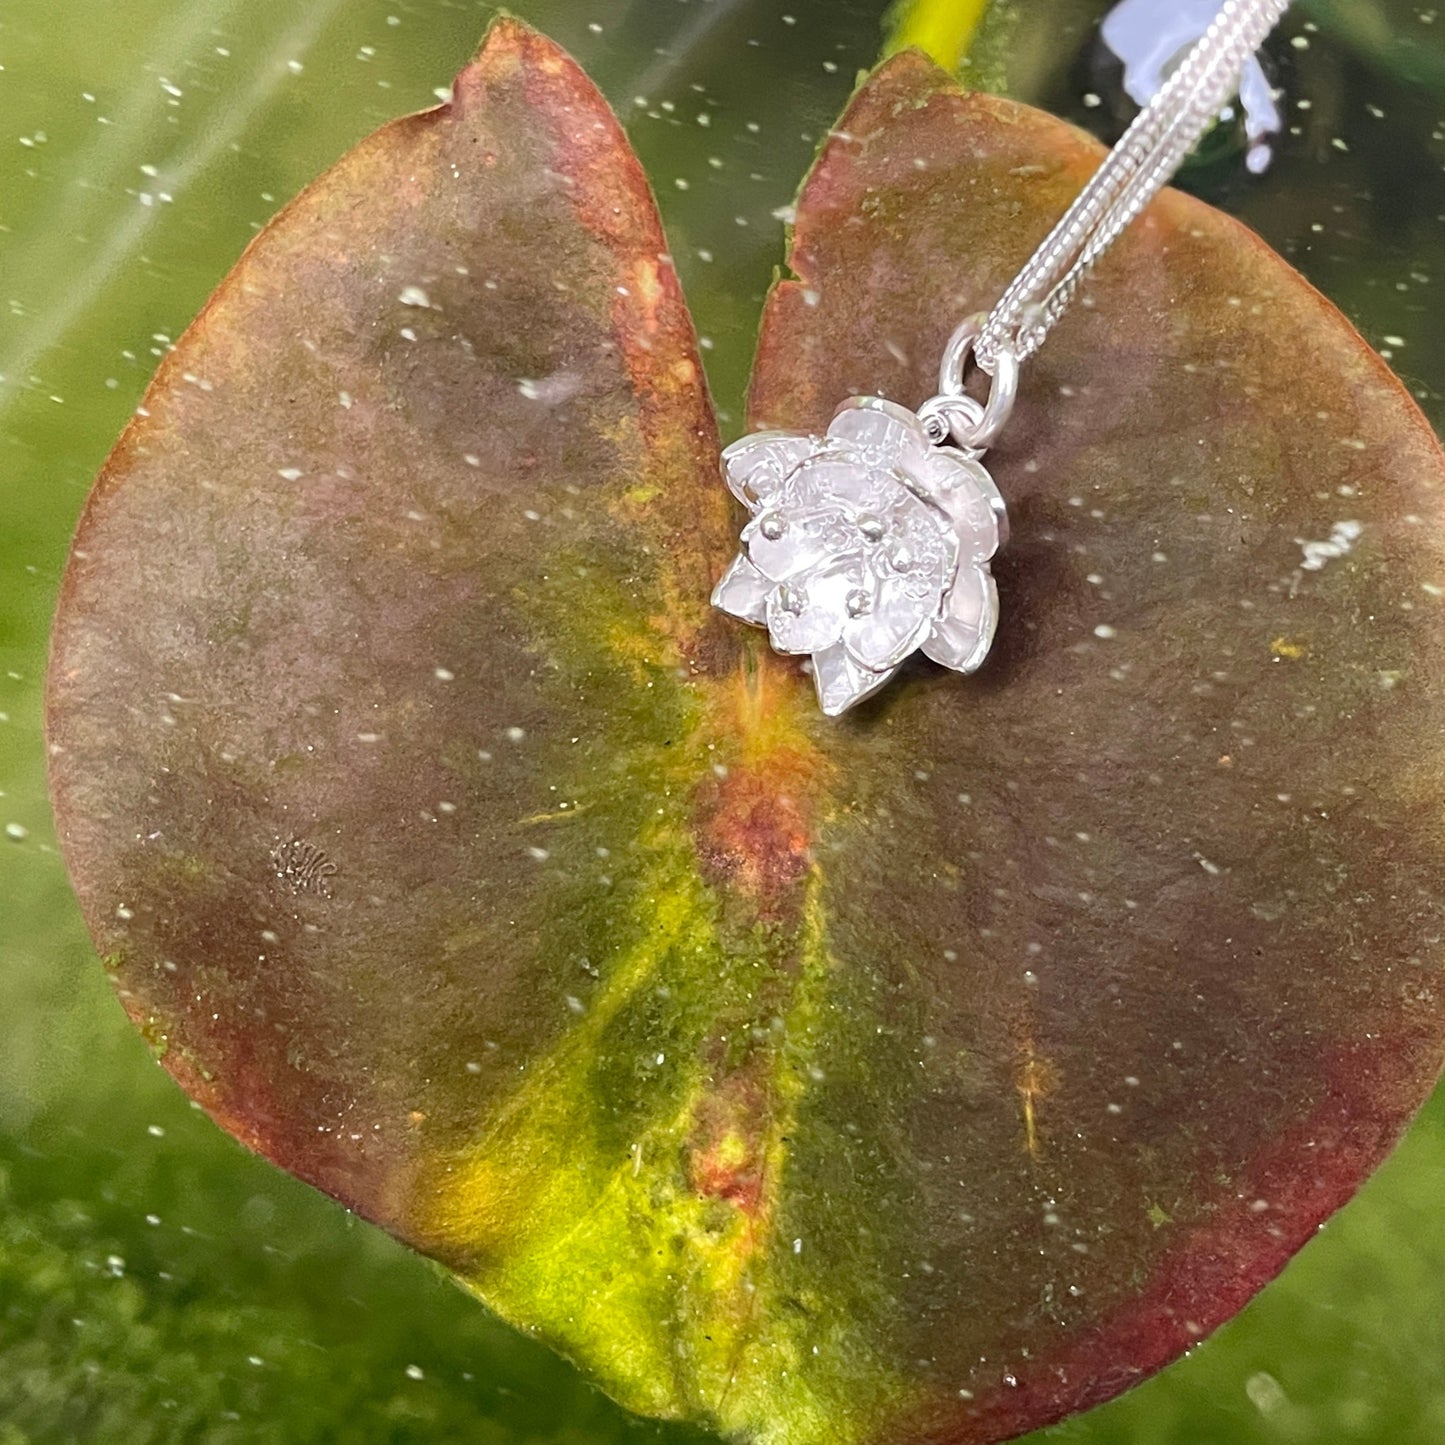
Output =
[{"x1": 4, "y1": 2, "x2": 1445, "y2": 1443}]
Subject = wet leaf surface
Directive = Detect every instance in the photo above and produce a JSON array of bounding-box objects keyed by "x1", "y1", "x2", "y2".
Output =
[{"x1": 47, "y1": 27, "x2": 1445, "y2": 1445}]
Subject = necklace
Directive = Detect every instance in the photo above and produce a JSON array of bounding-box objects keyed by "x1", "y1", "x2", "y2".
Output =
[{"x1": 712, "y1": 0, "x2": 1293, "y2": 716}]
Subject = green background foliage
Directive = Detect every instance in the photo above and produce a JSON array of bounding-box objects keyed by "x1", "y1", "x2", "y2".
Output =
[{"x1": 2, "y1": 1, "x2": 1444, "y2": 1441}]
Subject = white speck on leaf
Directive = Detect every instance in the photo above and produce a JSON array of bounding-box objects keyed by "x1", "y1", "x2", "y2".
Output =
[{"x1": 1299, "y1": 519, "x2": 1363, "y2": 571}]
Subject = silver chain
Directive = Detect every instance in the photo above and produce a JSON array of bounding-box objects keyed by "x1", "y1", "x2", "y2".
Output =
[{"x1": 970, "y1": 0, "x2": 1293, "y2": 377}]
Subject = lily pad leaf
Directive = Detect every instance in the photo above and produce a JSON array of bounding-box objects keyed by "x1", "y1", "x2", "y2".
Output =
[{"x1": 47, "y1": 29, "x2": 1445, "y2": 1445}]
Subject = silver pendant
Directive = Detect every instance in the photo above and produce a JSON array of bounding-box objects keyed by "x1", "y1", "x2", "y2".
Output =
[{"x1": 712, "y1": 318, "x2": 1015, "y2": 716}]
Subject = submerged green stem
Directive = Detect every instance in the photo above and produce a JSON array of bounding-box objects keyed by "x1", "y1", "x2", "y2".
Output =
[{"x1": 882, "y1": 0, "x2": 993, "y2": 72}]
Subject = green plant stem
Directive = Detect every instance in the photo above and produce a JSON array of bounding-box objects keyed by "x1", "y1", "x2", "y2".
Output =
[{"x1": 882, "y1": 0, "x2": 993, "y2": 71}]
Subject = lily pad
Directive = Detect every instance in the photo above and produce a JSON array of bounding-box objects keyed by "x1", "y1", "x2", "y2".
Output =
[{"x1": 46, "y1": 24, "x2": 1445, "y2": 1445}]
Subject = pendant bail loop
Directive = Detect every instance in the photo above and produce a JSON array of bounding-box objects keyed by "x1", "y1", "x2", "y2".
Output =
[
  {"x1": 917, "y1": 394, "x2": 986, "y2": 454},
  {"x1": 919, "y1": 312, "x2": 1020, "y2": 453}
]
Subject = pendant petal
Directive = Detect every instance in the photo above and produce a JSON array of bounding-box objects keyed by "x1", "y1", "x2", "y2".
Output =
[
  {"x1": 721, "y1": 431, "x2": 814, "y2": 507},
  {"x1": 710, "y1": 554, "x2": 772, "y2": 625},
  {"x1": 809, "y1": 641, "x2": 896, "y2": 716},
  {"x1": 788, "y1": 456, "x2": 898, "y2": 515},
  {"x1": 826, "y1": 396, "x2": 930, "y2": 470},
  {"x1": 843, "y1": 573, "x2": 935, "y2": 670},
  {"x1": 743, "y1": 506, "x2": 855, "y2": 582},
  {"x1": 922, "y1": 566, "x2": 999, "y2": 673},
  {"x1": 764, "y1": 564, "x2": 857, "y2": 655},
  {"x1": 914, "y1": 448, "x2": 1007, "y2": 556}
]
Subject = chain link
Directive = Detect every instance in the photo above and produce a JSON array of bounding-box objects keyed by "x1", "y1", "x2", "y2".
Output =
[{"x1": 972, "y1": 0, "x2": 1293, "y2": 375}]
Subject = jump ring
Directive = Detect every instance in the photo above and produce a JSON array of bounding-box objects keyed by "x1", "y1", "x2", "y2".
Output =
[{"x1": 936, "y1": 312, "x2": 1019, "y2": 451}]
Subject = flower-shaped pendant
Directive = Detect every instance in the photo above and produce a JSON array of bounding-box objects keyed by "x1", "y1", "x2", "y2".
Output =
[{"x1": 712, "y1": 397, "x2": 1008, "y2": 715}]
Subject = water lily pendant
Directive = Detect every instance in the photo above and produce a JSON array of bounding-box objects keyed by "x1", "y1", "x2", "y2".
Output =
[{"x1": 713, "y1": 395, "x2": 1009, "y2": 715}]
